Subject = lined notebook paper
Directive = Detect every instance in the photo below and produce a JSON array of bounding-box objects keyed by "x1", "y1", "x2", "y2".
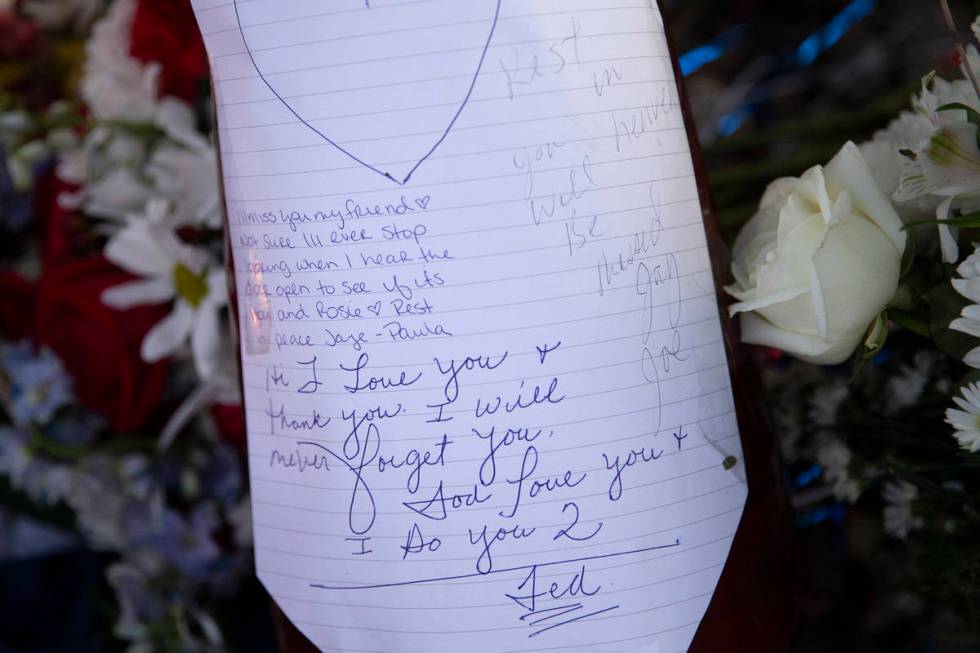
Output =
[{"x1": 191, "y1": 1, "x2": 747, "y2": 650}]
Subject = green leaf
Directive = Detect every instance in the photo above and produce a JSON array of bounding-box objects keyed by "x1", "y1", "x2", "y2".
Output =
[
  {"x1": 859, "y1": 311, "x2": 889, "y2": 357},
  {"x1": 957, "y1": 367, "x2": 980, "y2": 388},
  {"x1": 903, "y1": 210, "x2": 980, "y2": 230},
  {"x1": 924, "y1": 282, "x2": 976, "y2": 359},
  {"x1": 889, "y1": 309, "x2": 931, "y2": 338},
  {"x1": 937, "y1": 102, "x2": 980, "y2": 127}
]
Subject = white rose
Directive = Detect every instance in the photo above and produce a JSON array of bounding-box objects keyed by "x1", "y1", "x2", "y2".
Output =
[{"x1": 726, "y1": 142, "x2": 906, "y2": 364}]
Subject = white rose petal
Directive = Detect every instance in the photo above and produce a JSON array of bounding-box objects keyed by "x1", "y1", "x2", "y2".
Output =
[{"x1": 727, "y1": 142, "x2": 905, "y2": 364}]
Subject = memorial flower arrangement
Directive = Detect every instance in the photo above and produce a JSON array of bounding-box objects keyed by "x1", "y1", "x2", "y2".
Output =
[
  {"x1": 3, "y1": 0, "x2": 980, "y2": 648},
  {"x1": 725, "y1": 8, "x2": 980, "y2": 638},
  {"x1": 0, "y1": 1, "x2": 253, "y2": 649}
]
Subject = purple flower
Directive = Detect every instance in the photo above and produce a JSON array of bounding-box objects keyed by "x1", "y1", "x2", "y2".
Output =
[
  {"x1": 0, "y1": 144, "x2": 33, "y2": 230},
  {"x1": 1, "y1": 341, "x2": 73, "y2": 427}
]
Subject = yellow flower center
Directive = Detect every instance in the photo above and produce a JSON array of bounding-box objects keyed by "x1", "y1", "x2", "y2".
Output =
[{"x1": 172, "y1": 263, "x2": 209, "y2": 309}]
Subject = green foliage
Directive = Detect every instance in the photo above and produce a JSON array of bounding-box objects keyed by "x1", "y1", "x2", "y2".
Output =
[{"x1": 925, "y1": 282, "x2": 976, "y2": 360}]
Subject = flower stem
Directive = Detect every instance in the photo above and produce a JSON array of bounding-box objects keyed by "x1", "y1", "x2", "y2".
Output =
[{"x1": 939, "y1": 0, "x2": 980, "y2": 101}]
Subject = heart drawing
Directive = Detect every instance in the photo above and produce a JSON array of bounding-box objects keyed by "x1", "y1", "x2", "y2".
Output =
[{"x1": 234, "y1": 0, "x2": 503, "y2": 185}]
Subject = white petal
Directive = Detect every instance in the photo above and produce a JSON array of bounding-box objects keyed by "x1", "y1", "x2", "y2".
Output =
[
  {"x1": 922, "y1": 123, "x2": 980, "y2": 192},
  {"x1": 738, "y1": 312, "x2": 854, "y2": 365},
  {"x1": 809, "y1": 259, "x2": 829, "y2": 340},
  {"x1": 105, "y1": 221, "x2": 178, "y2": 277},
  {"x1": 947, "y1": 407, "x2": 976, "y2": 429},
  {"x1": 191, "y1": 306, "x2": 222, "y2": 379},
  {"x1": 952, "y1": 277, "x2": 980, "y2": 303},
  {"x1": 727, "y1": 285, "x2": 809, "y2": 317},
  {"x1": 961, "y1": 304, "x2": 980, "y2": 320},
  {"x1": 893, "y1": 156, "x2": 933, "y2": 202},
  {"x1": 758, "y1": 177, "x2": 799, "y2": 211},
  {"x1": 155, "y1": 97, "x2": 208, "y2": 150},
  {"x1": 206, "y1": 268, "x2": 228, "y2": 306},
  {"x1": 101, "y1": 278, "x2": 174, "y2": 309},
  {"x1": 141, "y1": 303, "x2": 194, "y2": 363},
  {"x1": 950, "y1": 317, "x2": 980, "y2": 338},
  {"x1": 937, "y1": 196, "x2": 960, "y2": 264},
  {"x1": 825, "y1": 141, "x2": 906, "y2": 255},
  {"x1": 965, "y1": 346, "x2": 980, "y2": 369}
]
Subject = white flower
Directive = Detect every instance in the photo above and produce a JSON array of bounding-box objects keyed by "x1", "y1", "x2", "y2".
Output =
[
  {"x1": 885, "y1": 353, "x2": 932, "y2": 413},
  {"x1": 882, "y1": 480, "x2": 922, "y2": 540},
  {"x1": 859, "y1": 79, "x2": 945, "y2": 206},
  {"x1": 859, "y1": 138, "x2": 941, "y2": 224},
  {"x1": 59, "y1": 98, "x2": 221, "y2": 229},
  {"x1": 101, "y1": 206, "x2": 227, "y2": 378},
  {"x1": 726, "y1": 142, "x2": 906, "y2": 364},
  {"x1": 57, "y1": 126, "x2": 151, "y2": 221},
  {"x1": 857, "y1": 62, "x2": 980, "y2": 259},
  {"x1": 892, "y1": 74, "x2": 980, "y2": 263},
  {"x1": 57, "y1": 3, "x2": 221, "y2": 230},
  {"x1": 146, "y1": 100, "x2": 222, "y2": 229},
  {"x1": 146, "y1": 145, "x2": 221, "y2": 229},
  {"x1": 946, "y1": 381, "x2": 980, "y2": 452},
  {"x1": 816, "y1": 436, "x2": 861, "y2": 502},
  {"x1": 950, "y1": 245, "x2": 980, "y2": 368},
  {"x1": 22, "y1": 0, "x2": 103, "y2": 31},
  {"x1": 809, "y1": 382, "x2": 848, "y2": 427},
  {"x1": 79, "y1": 0, "x2": 160, "y2": 122}
]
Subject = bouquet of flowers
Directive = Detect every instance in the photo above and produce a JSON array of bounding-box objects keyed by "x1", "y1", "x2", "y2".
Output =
[
  {"x1": 6, "y1": 0, "x2": 980, "y2": 649},
  {"x1": 0, "y1": 1, "x2": 252, "y2": 650},
  {"x1": 724, "y1": 6, "x2": 980, "y2": 641}
]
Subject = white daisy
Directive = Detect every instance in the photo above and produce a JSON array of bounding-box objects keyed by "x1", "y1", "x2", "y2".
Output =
[
  {"x1": 79, "y1": 0, "x2": 160, "y2": 123},
  {"x1": 945, "y1": 381, "x2": 980, "y2": 452},
  {"x1": 816, "y1": 436, "x2": 861, "y2": 502},
  {"x1": 882, "y1": 480, "x2": 922, "y2": 540},
  {"x1": 950, "y1": 245, "x2": 980, "y2": 368},
  {"x1": 886, "y1": 364, "x2": 929, "y2": 413},
  {"x1": 145, "y1": 99, "x2": 222, "y2": 230},
  {"x1": 808, "y1": 382, "x2": 848, "y2": 427},
  {"x1": 59, "y1": 96, "x2": 220, "y2": 230},
  {"x1": 101, "y1": 203, "x2": 227, "y2": 378},
  {"x1": 57, "y1": 126, "x2": 152, "y2": 221}
]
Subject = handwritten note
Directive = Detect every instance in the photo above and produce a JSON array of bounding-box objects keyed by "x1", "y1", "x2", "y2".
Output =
[{"x1": 191, "y1": 1, "x2": 746, "y2": 650}]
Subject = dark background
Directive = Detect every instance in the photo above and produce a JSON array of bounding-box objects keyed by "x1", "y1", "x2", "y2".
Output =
[{"x1": 670, "y1": 0, "x2": 971, "y2": 237}]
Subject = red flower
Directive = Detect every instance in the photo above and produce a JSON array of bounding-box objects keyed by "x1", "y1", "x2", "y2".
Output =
[
  {"x1": 0, "y1": 270, "x2": 36, "y2": 341},
  {"x1": 32, "y1": 257, "x2": 170, "y2": 432},
  {"x1": 212, "y1": 402, "x2": 246, "y2": 451},
  {"x1": 0, "y1": 11, "x2": 40, "y2": 60},
  {"x1": 129, "y1": 0, "x2": 209, "y2": 102},
  {"x1": 34, "y1": 169, "x2": 94, "y2": 267}
]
